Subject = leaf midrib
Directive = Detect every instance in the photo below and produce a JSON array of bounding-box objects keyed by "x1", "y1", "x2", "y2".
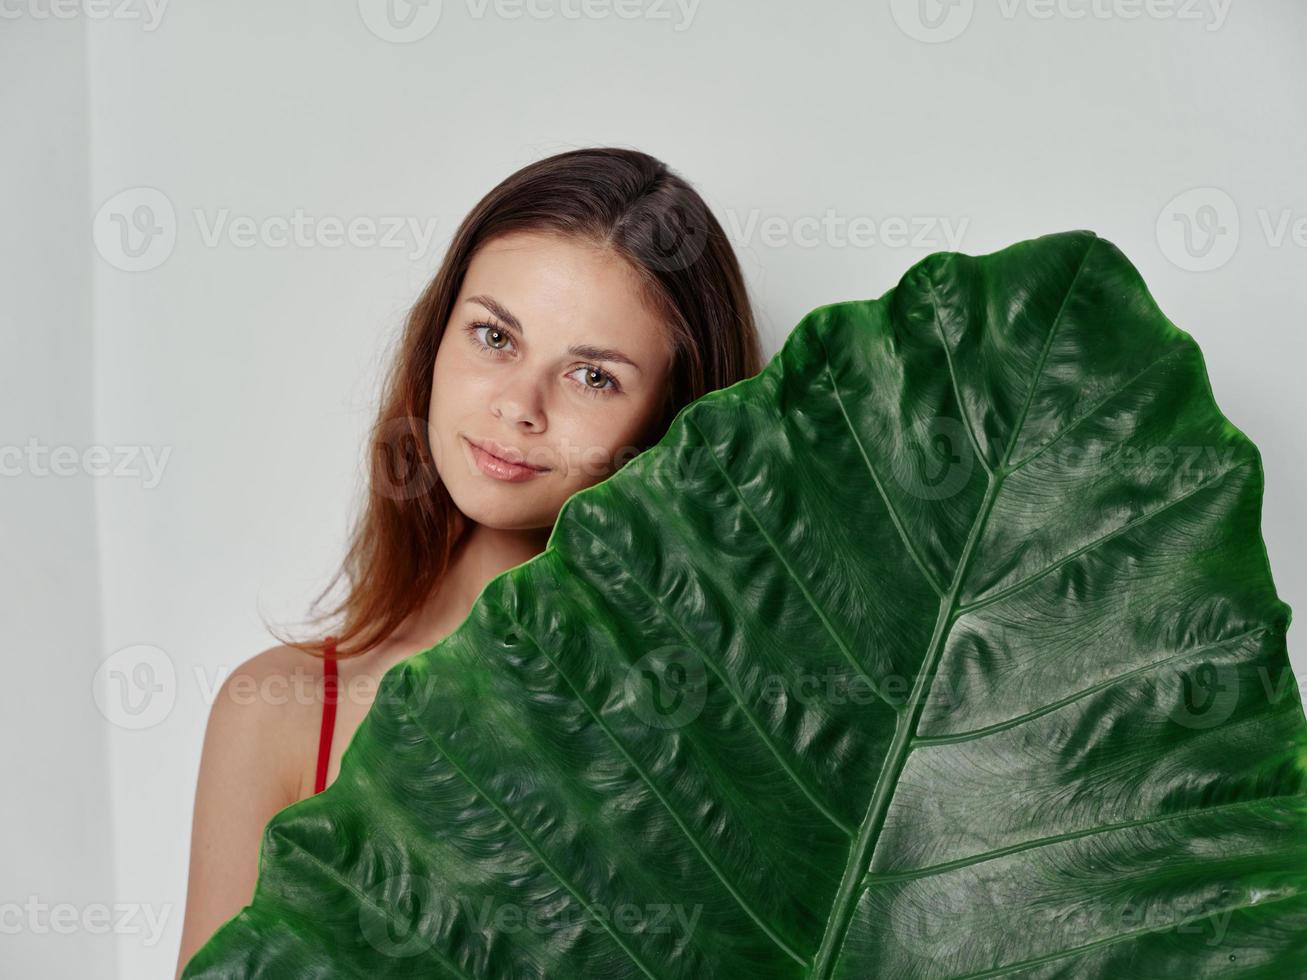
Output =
[
  {"x1": 809, "y1": 471, "x2": 1003, "y2": 977},
  {"x1": 808, "y1": 237, "x2": 1097, "y2": 977}
]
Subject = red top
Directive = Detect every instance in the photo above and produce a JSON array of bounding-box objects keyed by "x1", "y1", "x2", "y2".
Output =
[{"x1": 313, "y1": 635, "x2": 339, "y2": 794}]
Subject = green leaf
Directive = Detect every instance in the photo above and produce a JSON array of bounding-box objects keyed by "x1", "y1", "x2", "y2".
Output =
[{"x1": 184, "y1": 230, "x2": 1307, "y2": 979}]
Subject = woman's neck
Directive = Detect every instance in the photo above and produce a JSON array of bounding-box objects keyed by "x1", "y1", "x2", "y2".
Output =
[{"x1": 392, "y1": 518, "x2": 552, "y2": 655}]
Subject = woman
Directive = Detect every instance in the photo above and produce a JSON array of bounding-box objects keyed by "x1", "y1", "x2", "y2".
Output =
[{"x1": 174, "y1": 146, "x2": 764, "y2": 974}]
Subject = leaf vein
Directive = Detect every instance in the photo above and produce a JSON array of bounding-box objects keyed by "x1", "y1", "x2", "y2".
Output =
[
  {"x1": 959, "y1": 460, "x2": 1248, "y2": 616},
  {"x1": 998, "y1": 236, "x2": 1099, "y2": 470},
  {"x1": 263, "y1": 829, "x2": 475, "y2": 980},
  {"x1": 1005, "y1": 344, "x2": 1189, "y2": 477},
  {"x1": 574, "y1": 518, "x2": 857, "y2": 838},
  {"x1": 865, "y1": 793, "x2": 1307, "y2": 887},
  {"x1": 508, "y1": 613, "x2": 809, "y2": 967},
  {"x1": 683, "y1": 414, "x2": 903, "y2": 713},
  {"x1": 816, "y1": 333, "x2": 947, "y2": 598},
  {"x1": 395, "y1": 682, "x2": 663, "y2": 980},
  {"x1": 958, "y1": 888, "x2": 1307, "y2": 979},
  {"x1": 910, "y1": 624, "x2": 1273, "y2": 747}
]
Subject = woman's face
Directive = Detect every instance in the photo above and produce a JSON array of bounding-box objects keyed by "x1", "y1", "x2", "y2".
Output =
[{"x1": 428, "y1": 229, "x2": 675, "y2": 531}]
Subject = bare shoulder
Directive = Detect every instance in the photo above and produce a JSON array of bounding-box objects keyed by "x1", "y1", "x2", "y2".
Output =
[
  {"x1": 224, "y1": 640, "x2": 327, "y2": 682},
  {"x1": 204, "y1": 642, "x2": 327, "y2": 800},
  {"x1": 175, "y1": 643, "x2": 328, "y2": 977}
]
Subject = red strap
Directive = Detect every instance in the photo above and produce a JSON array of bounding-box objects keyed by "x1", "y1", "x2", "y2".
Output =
[{"x1": 313, "y1": 635, "x2": 339, "y2": 794}]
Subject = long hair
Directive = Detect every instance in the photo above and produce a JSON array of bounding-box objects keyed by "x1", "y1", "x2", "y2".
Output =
[{"x1": 269, "y1": 147, "x2": 764, "y2": 660}]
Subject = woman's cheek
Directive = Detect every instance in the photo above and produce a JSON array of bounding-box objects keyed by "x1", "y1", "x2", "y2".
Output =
[{"x1": 575, "y1": 418, "x2": 619, "y2": 483}]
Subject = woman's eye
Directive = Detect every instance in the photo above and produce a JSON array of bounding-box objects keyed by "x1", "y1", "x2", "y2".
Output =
[
  {"x1": 468, "y1": 321, "x2": 513, "y2": 354},
  {"x1": 466, "y1": 321, "x2": 617, "y2": 397},
  {"x1": 569, "y1": 366, "x2": 619, "y2": 397}
]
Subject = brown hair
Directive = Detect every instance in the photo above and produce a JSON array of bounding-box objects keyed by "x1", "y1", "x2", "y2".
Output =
[{"x1": 269, "y1": 147, "x2": 763, "y2": 660}]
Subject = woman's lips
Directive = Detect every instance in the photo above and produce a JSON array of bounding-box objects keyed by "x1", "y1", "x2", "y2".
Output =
[{"x1": 462, "y1": 435, "x2": 549, "y2": 483}]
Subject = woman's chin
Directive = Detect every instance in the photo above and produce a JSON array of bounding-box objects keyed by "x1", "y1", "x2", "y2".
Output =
[{"x1": 447, "y1": 491, "x2": 559, "y2": 534}]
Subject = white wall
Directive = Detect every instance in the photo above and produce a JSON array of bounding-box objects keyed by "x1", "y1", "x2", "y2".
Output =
[
  {"x1": 1, "y1": 12, "x2": 117, "y2": 978},
  {"x1": 5, "y1": 2, "x2": 1306, "y2": 977}
]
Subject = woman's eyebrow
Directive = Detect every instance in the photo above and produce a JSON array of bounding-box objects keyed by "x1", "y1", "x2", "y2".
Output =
[
  {"x1": 466, "y1": 295, "x2": 521, "y2": 332},
  {"x1": 464, "y1": 294, "x2": 642, "y2": 372},
  {"x1": 569, "y1": 343, "x2": 641, "y2": 372}
]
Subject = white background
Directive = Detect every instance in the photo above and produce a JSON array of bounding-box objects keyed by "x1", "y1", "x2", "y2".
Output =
[{"x1": 3, "y1": 1, "x2": 1305, "y2": 977}]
